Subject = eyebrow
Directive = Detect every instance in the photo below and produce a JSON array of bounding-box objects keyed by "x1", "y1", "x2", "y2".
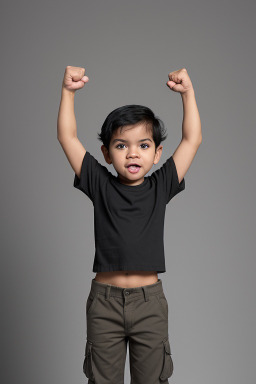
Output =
[{"x1": 112, "y1": 138, "x2": 153, "y2": 144}]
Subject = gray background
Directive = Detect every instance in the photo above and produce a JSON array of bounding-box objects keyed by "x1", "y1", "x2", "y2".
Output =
[{"x1": 2, "y1": 0, "x2": 256, "y2": 383}]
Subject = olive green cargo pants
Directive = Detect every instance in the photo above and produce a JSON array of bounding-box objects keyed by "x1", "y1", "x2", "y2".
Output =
[{"x1": 83, "y1": 278, "x2": 174, "y2": 383}]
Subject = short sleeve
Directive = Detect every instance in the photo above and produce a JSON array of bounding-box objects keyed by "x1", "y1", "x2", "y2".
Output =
[
  {"x1": 73, "y1": 151, "x2": 110, "y2": 203},
  {"x1": 151, "y1": 155, "x2": 185, "y2": 204}
]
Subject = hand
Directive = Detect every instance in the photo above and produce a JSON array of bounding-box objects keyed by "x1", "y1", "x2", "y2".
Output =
[
  {"x1": 62, "y1": 66, "x2": 89, "y2": 92},
  {"x1": 166, "y1": 68, "x2": 194, "y2": 95}
]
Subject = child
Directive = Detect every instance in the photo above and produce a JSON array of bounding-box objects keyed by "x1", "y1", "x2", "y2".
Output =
[{"x1": 57, "y1": 66, "x2": 202, "y2": 384}]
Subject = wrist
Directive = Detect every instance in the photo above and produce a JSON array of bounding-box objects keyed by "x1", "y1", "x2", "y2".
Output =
[
  {"x1": 61, "y1": 85, "x2": 75, "y2": 98},
  {"x1": 181, "y1": 89, "x2": 195, "y2": 99}
]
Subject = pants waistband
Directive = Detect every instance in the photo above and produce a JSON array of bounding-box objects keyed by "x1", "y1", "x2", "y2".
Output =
[{"x1": 90, "y1": 278, "x2": 164, "y2": 302}]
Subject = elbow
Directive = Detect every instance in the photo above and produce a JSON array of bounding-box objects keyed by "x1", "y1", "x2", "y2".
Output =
[{"x1": 196, "y1": 133, "x2": 203, "y2": 145}]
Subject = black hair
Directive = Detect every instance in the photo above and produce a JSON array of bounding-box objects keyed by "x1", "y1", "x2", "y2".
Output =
[{"x1": 97, "y1": 104, "x2": 167, "y2": 152}]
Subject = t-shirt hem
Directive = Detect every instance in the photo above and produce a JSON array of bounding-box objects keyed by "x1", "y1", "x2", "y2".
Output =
[{"x1": 93, "y1": 264, "x2": 166, "y2": 273}]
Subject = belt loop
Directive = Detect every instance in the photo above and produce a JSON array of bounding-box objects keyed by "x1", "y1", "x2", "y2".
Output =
[
  {"x1": 105, "y1": 284, "x2": 111, "y2": 301},
  {"x1": 142, "y1": 286, "x2": 149, "y2": 302}
]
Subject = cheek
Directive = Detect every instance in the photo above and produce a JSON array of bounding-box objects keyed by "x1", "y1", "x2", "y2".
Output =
[{"x1": 112, "y1": 156, "x2": 124, "y2": 169}]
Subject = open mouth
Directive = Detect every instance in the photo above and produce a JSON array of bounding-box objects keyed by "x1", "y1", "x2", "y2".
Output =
[
  {"x1": 126, "y1": 163, "x2": 141, "y2": 168},
  {"x1": 127, "y1": 165, "x2": 141, "y2": 173}
]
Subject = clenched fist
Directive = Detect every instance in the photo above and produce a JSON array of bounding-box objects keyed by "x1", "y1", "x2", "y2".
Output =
[
  {"x1": 166, "y1": 68, "x2": 194, "y2": 95},
  {"x1": 62, "y1": 66, "x2": 89, "y2": 92}
]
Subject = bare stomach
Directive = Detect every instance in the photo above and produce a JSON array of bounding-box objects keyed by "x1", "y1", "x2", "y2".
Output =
[{"x1": 94, "y1": 270, "x2": 158, "y2": 288}]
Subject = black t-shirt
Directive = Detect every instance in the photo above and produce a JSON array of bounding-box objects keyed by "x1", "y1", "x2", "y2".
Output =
[{"x1": 73, "y1": 150, "x2": 185, "y2": 274}]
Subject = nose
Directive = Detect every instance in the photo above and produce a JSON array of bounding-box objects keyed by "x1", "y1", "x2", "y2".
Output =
[
  {"x1": 127, "y1": 147, "x2": 140, "y2": 158},
  {"x1": 127, "y1": 153, "x2": 140, "y2": 159}
]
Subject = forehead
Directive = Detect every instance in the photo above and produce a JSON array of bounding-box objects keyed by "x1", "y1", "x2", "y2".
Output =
[{"x1": 111, "y1": 122, "x2": 153, "y2": 140}]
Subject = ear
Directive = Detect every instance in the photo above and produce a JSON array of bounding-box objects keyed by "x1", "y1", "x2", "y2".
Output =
[
  {"x1": 101, "y1": 145, "x2": 112, "y2": 165},
  {"x1": 154, "y1": 145, "x2": 163, "y2": 165}
]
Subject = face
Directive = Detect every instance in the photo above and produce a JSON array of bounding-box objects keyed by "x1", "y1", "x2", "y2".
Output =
[{"x1": 101, "y1": 122, "x2": 163, "y2": 186}]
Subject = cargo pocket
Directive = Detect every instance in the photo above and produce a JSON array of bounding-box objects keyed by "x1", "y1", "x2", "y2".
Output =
[
  {"x1": 159, "y1": 337, "x2": 174, "y2": 381},
  {"x1": 83, "y1": 340, "x2": 95, "y2": 381}
]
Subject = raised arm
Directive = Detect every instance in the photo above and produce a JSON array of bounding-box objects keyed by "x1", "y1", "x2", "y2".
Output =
[
  {"x1": 166, "y1": 68, "x2": 202, "y2": 183},
  {"x1": 57, "y1": 66, "x2": 89, "y2": 178}
]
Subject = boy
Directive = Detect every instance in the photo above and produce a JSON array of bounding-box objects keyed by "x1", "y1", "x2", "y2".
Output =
[{"x1": 57, "y1": 66, "x2": 202, "y2": 384}]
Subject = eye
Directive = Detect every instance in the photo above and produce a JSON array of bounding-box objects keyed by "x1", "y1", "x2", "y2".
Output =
[
  {"x1": 141, "y1": 143, "x2": 149, "y2": 149},
  {"x1": 115, "y1": 143, "x2": 150, "y2": 149}
]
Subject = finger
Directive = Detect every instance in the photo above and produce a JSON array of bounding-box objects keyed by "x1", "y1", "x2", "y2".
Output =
[
  {"x1": 81, "y1": 75, "x2": 89, "y2": 82},
  {"x1": 171, "y1": 83, "x2": 184, "y2": 92},
  {"x1": 68, "y1": 67, "x2": 86, "y2": 82},
  {"x1": 167, "y1": 80, "x2": 176, "y2": 88},
  {"x1": 168, "y1": 73, "x2": 180, "y2": 83},
  {"x1": 168, "y1": 70, "x2": 179, "y2": 79},
  {"x1": 168, "y1": 68, "x2": 186, "y2": 82},
  {"x1": 72, "y1": 80, "x2": 86, "y2": 90}
]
